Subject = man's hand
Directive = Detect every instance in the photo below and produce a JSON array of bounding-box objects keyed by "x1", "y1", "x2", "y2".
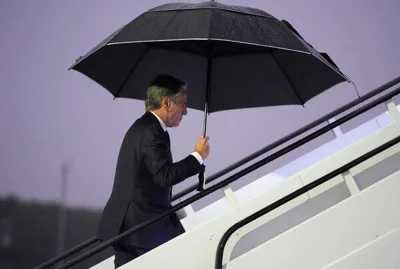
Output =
[{"x1": 195, "y1": 136, "x2": 210, "y2": 160}]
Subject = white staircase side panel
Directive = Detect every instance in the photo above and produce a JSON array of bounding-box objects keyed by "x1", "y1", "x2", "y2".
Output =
[
  {"x1": 90, "y1": 116, "x2": 400, "y2": 269},
  {"x1": 118, "y1": 177, "x2": 307, "y2": 269},
  {"x1": 322, "y1": 226, "x2": 400, "y2": 269},
  {"x1": 227, "y1": 171, "x2": 400, "y2": 269}
]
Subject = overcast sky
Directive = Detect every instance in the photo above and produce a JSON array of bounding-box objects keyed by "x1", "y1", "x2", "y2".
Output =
[{"x1": 1, "y1": 0, "x2": 399, "y2": 209}]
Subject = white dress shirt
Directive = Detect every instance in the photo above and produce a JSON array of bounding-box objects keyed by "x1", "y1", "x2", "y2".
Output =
[{"x1": 150, "y1": 111, "x2": 203, "y2": 165}]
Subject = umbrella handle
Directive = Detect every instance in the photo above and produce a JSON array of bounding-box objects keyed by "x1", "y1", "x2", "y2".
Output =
[{"x1": 197, "y1": 165, "x2": 206, "y2": 191}]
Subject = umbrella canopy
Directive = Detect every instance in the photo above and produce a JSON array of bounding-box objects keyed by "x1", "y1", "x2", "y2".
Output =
[
  {"x1": 70, "y1": 1, "x2": 354, "y2": 191},
  {"x1": 70, "y1": 1, "x2": 352, "y2": 115}
]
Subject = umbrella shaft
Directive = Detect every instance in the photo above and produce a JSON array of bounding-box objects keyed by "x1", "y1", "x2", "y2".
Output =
[
  {"x1": 203, "y1": 102, "x2": 209, "y2": 137},
  {"x1": 203, "y1": 44, "x2": 212, "y2": 138}
]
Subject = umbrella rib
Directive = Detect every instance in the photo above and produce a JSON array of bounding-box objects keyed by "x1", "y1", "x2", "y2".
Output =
[
  {"x1": 113, "y1": 46, "x2": 150, "y2": 99},
  {"x1": 280, "y1": 21, "x2": 352, "y2": 86},
  {"x1": 311, "y1": 53, "x2": 353, "y2": 84},
  {"x1": 271, "y1": 51, "x2": 304, "y2": 106},
  {"x1": 306, "y1": 52, "x2": 358, "y2": 98},
  {"x1": 113, "y1": 8, "x2": 189, "y2": 99}
]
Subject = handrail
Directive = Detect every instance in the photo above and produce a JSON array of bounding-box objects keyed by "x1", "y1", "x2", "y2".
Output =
[
  {"x1": 34, "y1": 237, "x2": 98, "y2": 269},
  {"x1": 39, "y1": 86, "x2": 400, "y2": 269},
  {"x1": 172, "y1": 75, "x2": 400, "y2": 201},
  {"x1": 214, "y1": 134, "x2": 400, "y2": 269}
]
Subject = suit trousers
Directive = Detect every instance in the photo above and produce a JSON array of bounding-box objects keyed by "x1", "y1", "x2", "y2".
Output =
[{"x1": 114, "y1": 244, "x2": 150, "y2": 268}]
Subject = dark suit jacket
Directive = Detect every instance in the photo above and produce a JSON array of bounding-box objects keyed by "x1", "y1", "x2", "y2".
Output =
[{"x1": 96, "y1": 111, "x2": 203, "y2": 249}]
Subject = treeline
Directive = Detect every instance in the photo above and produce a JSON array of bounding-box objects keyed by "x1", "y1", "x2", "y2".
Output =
[{"x1": 0, "y1": 196, "x2": 113, "y2": 269}]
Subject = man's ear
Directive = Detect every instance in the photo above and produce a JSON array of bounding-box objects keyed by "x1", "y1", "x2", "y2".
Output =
[{"x1": 163, "y1": 97, "x2": 170, "y2": 109}]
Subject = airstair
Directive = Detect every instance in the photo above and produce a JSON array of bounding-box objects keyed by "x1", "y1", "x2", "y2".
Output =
[{"x1": 36, "y1": 76, "x2": 400, "y2": 269}]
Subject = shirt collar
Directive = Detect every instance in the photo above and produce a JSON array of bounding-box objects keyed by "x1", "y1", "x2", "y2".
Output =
[{"x1": 150, "y1": 111, "x2": 167, "y2": 132}]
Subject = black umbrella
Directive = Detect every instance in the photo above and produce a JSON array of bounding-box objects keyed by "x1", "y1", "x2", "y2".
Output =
[{"x1": 70, "y1": 1, "x2": 353, "y2": 190}]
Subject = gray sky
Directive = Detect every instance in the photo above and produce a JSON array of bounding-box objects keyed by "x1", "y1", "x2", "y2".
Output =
[{"x1": 1, "y1": 0, "x2": 399, "y2": 209}]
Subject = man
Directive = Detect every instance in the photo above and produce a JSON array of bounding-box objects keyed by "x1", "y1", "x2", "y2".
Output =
[{"x1": 96, "y1": 74, "x2": 210, "y2": 268}]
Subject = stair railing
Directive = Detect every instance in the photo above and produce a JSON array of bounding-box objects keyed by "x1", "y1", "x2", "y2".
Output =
[{"x1": 34, "y1": 77, "x2": 400, "y2": 269}]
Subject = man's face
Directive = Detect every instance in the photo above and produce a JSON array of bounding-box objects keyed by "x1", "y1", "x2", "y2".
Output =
[{"x1": 166, "y1": 89, "x2": 187, "y2": 127}]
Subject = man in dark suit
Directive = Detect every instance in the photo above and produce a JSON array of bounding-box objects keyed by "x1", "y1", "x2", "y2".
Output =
[{"x1": 96, "y1": 74, "x2": 210, "y2": 268}]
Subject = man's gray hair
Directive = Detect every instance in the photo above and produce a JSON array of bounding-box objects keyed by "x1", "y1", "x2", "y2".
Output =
[
  {"x1": 145, "y1": 74, "x2": 187, "y2": 111},
  {"x1": 145, "y1": 85, "x2": 184, "y2": 111}
]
